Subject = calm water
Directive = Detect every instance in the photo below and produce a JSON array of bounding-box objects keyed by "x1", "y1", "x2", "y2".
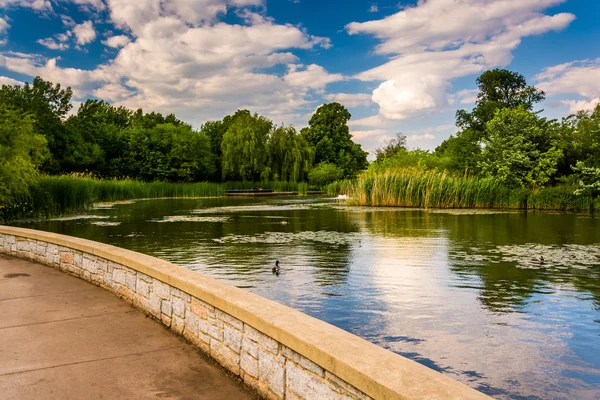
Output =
[{"x1": 13, "y1": 197, "x2": 600, "y2": 399}]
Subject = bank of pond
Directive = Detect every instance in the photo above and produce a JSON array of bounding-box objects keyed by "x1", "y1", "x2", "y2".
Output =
[{"x1": 1, "y1": 172, "x2": 598, "y2": 222}]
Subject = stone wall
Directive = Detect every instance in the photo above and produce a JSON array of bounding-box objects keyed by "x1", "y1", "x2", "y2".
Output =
[{"x1": 0, "y1": 227, "x2": 490, "y2": 400}]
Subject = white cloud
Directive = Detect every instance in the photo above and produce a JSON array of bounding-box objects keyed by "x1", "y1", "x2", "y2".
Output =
[
  {"x1": 0, "y1": 0, "x2": 338, "y2": 127},
  {"x1": 72, "y1": 20, "x2": 96, "y2": 45},
  {"x1": 0, "y1": 0, "x2": 52, "y2": 11},
  {"x1": 102, "y1": 34, "x2": 131, "y2": 48},
  {"x1": 37, "y1": 38, "x2": 70, "y2": 50},
  {"x1": 346, "y1": 0, "x2": 575, "y2": 121},
  {"x1": 448, "y1": 88, "x2": 478, "y2": 105},
  {"x1": 535, "y1": 58, "x2": 600, "y2": 113},
  {"x1": 406, "y1": 133, "x2": 435, "y2": 141},
  {"x1": 0, "y1": 17, "x2": 9, "y2": 34},
  {"x1": 324, "y1": 92, "x2": 373, "y2": 107},
  {"x1": 284, "y1": 64, "x2": 343, "y2": 89},
  {"x1": 369, "y1": 4, "x2": 378, "y2": 13},
  {"x1": 0, "y1": 75, "x2": 22, "y2": 86},
  {"x1": 68, "y1": 0, "x2": 106, "y2": 12},
  {"x1": 350, "y1": 128, "x2": 387, "y2": 140}
]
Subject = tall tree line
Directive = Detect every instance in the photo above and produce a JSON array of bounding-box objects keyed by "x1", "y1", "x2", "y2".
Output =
[{"x1": 0, "y1": 77, "x2": 369, "y2": 201}]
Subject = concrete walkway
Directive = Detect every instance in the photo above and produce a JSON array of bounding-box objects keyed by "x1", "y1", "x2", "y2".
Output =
[{"x1": 0, "y1": 254, "x2": 259, "y2": 400}]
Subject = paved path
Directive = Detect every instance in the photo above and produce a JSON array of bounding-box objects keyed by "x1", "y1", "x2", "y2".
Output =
[{"x1": 0, "y1": 254, "x2": 259, "y2": 400}]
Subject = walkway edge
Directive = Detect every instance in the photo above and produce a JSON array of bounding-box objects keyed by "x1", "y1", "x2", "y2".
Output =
[{"x1": 0, "y1": 226, "x2": 490, "y2": 400}]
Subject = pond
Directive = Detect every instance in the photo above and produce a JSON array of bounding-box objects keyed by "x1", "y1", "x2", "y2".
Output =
[{"x1": 12, "y1": 197, "x2": 600, "y2": 399}]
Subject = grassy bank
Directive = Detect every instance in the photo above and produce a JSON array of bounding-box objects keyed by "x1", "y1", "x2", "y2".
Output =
[
  {"x1": 0, "y1": 176, "x2": 311, "y2": 221},
  {"x1": 330, "y1": 169, "x2": 598, "y2": 212}
]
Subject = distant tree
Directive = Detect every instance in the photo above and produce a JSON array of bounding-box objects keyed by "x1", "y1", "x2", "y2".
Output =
[
  {"x1": 375, "y1": 133, "x2": 407, "y2": 162},
  {"x1": 308, "y1": 163, "x2": 344, "y2": 187},
  {"x1": 0, "y1": 106, "x2": 49, "y2": 208},
  {"x1": 221, "y1": 113, "x2": 273, "y2": 181},
  {"x1": 301, "y1": 102, "x2": 368, "y2": 178},
  {"x1": 479, "y1": 107, "x2": 561, "y2": 188},
  {"x1": 127, "y1": 124, "x2": 214, "y2": 182},
  {"x1": 267, "y1": 125, "x2": 313, "y2": 182},
  {"x1": 200, "y1": 110, "x2": 250, "y2": 181},
  {"x1": 456, "y1": 68, "x2": 546, "y2": 133}
]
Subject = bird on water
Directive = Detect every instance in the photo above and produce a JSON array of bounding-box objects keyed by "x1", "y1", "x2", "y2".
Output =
[{"x1": 272, "y1": 260, "x2": 280, "y2": 275}]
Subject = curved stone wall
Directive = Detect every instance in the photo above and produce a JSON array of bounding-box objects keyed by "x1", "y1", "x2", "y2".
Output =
[{"x1": 0, "y1": 226, "x2": 489, "y2": 400}]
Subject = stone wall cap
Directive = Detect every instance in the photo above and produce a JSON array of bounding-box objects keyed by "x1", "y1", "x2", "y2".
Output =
[{"x1": 0, "y1": 225, "x2": 490, "y2": 400}]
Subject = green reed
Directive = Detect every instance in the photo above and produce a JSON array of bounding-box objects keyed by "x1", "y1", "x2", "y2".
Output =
[
  {"x1": 338, "y1": 169, "x2": 596, "y2": 212},
  {"x1": 1, "y1": 176, "x2": 311, "y2": 221}
]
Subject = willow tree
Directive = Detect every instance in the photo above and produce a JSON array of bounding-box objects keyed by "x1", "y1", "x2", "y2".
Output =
[
  {"x1": 221, "y1": 113, "x2": 273, "y2": 181},
  {"x1": 267, "y1": 125, "x2": 313, "y2": 182}
]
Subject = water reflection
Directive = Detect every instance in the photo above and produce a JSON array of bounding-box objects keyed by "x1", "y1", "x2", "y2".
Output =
[{"x1": 12, "y1": 197, "x2": 600, "y2": 399}]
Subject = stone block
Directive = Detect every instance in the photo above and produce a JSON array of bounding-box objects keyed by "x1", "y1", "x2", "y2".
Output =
[
  {"x1": 161, "y1": 300, "x2": 173, "y2": 317},
  {"x1": 241, "y1": 351, "x2": 259, "y2": 378},
  {"x1": 211, "y1": 340, "x2": 240, "y2": 375},
  {"x1": 191, "y1": 298, "x2": 213, "y2": 318},
  {"x1": 125, "y1": 272, "x2": 137, "y2": 291},
  {"x1": 259, "y1": 332, "x2": 279, "y2": 355},
  {"x1": 184, "y1": 312, "x2": 200, "y2": 333},
  {"x1": 171, "y1": 288, "x2": 191, "y2": 301},
  {"x1": 325, "y1": 372, "x2": 373, "y2": 400},
  {"x1": 153, "y1": 279, "x2": 171, "y2": 299},
  {"x1": 136, "y1": 278, "x2": 151, "y2": 298},
  {"x1": 258, "y1": 349, "x2": 285, "y2": 398},
  {"x1": 244, "y1": 324, "x2": 261, "y2": 342},
  {"x1": 172, "y1": 296, "x2": 186, "y2": 318},
  {"x1": 224, "y1": 324, "x2": 242, "y2": 353},
  {"x1": 286, "y1": 361, "x2": 337, "y2": 400},
  {"x1": 207, "y1": 324, "x2": 224, "y2": 341},
  {"x1": 282, "y1": 346, "x2": 324, "y2": 377},
  {"x1": 216, "y1": 309, "x2": 243, "y2": 330},
  {"x1": 60, "y1": 252, "x2": 74, "y2": 265},
  {"x1": 112, "y1": 269, "x2": 127, "y2": 285},
  {"x1": 242, "y1": 337, "x2": 259, "y2": 358},
  {"x1": 172, "y1": 315, "x2": 185, "y2": 334}
]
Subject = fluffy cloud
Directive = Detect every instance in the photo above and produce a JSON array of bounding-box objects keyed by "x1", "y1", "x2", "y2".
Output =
[
  {"x1": 535, "y1": 59, "x2": 600, "y2": 113},
  {"x1": 0, "y1": 0, "x2": 52, "y2": 11},
  {"x1": 324, "y1": 92, "x2": 373, "y2": 107},
  {"x1": 37, "y1": 38, "x2": 70, "y2": 50},
  {"x1": 0, "y1": 75, "x2": 22, "y2": 86},
  {"x1": 0, "y1": 0, "x2": 338, "y2": 126},
  {"x1": 102, "y1": 35, "x2": 131, "y2": 48},
  {"x1": 347, "y1": 0, "x2": 575, "y2": 121},
  {"x1": 0, "y1": 17, "x2": 9, "y2": 34},
  {"x1": 72, "y1": 20, "x2": 96, "y2": 45},
  {"x1": 284, "y1": 64, "x2": 343, "y2": 90}
]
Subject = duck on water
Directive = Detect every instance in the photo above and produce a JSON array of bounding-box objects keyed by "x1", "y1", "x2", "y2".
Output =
[{"x1": 272, "y1": 260, "x2": 280, "y2": 275}]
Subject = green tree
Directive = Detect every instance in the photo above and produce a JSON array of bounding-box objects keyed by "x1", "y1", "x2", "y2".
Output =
[
  {"x1": 267, "y1": 125, "x2": 313, "y2": 182},
  {"x1": 308, "y1": 163, "x2": 344, "y2": 187},
  {"x1": 200, "y1": 110, "x2": 250, "y2": 181},
  {"x1": 221, "y1": 113, "x2": 273, "y2": 181},
  {"x1": 374, "y1": 133, "x2": 407, "y2": 162},
  {"x1": 0, "y1": 77, "x2": 74, "y2": 172},
  {"x1": 64, "y1": 100, "x2": 133, "y2": 176},
  {"x1": 127, "y1": 124, "x2": 214, "y2": 182},
  {"x1": 0, "y1": 106, "x2": 48, "y2": 208},
  {"x1": 301, "y1": 102, "x2": 368, "y2": 177},
  {"x1": 479, "y1": 107, "x2": 561, "y2": 188},
  {"x1": 556, "y1": 104, "x2": 600, "y2": 176}
]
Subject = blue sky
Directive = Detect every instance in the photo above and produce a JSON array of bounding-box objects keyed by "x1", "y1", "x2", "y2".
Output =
[{"x1": 0, "y1": 0, "x2": 599, "y2": 156}]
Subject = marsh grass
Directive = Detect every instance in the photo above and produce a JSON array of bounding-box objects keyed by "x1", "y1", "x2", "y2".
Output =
[
  {"x1": 336, "y1": 169, "x2": 597, "y2": 212},
  {"x1": 0, "y1": 176, "x2": 310, "y2": 221}
]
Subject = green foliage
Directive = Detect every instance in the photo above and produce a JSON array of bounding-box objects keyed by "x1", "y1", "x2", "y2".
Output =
[
  {"x1": 267, "y1": 125, "x2": 313, "y2": 182},
  {"x1": 308, "y1": 163, "x2": 344, "y2": 187},
  {"x1": 301, "y1": 102, "x2": 368, "y2": 178},
  {"x1": 221, "y1": 112, "x2": 273, "y2": 181},
  {"x1": 127, "y1": 124, "x2": 215, "y2": 182},
  {"x1": 0, "y1": 77, "x2": 74, "y2": 172},
  {"x1": 479, "y1": 107, "x2": 561, "y2": 188},
  {"x1": 572, "y1": 161, "x2": 600, "y2": 197},
  {"x1": 0, "y1": 106, "x2": 49, "y2": 208},
  {"x1": 374, "y1": 133, "x2": 407, "y2": 162}
]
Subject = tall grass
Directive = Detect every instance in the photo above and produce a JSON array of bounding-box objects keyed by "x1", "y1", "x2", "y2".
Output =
[
  {"x1": 336, "y1": 168, "x2": 597, "y2": 212},
  {"x1": 0, "y1": 176, "x2": 311, "y2": 221}
]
